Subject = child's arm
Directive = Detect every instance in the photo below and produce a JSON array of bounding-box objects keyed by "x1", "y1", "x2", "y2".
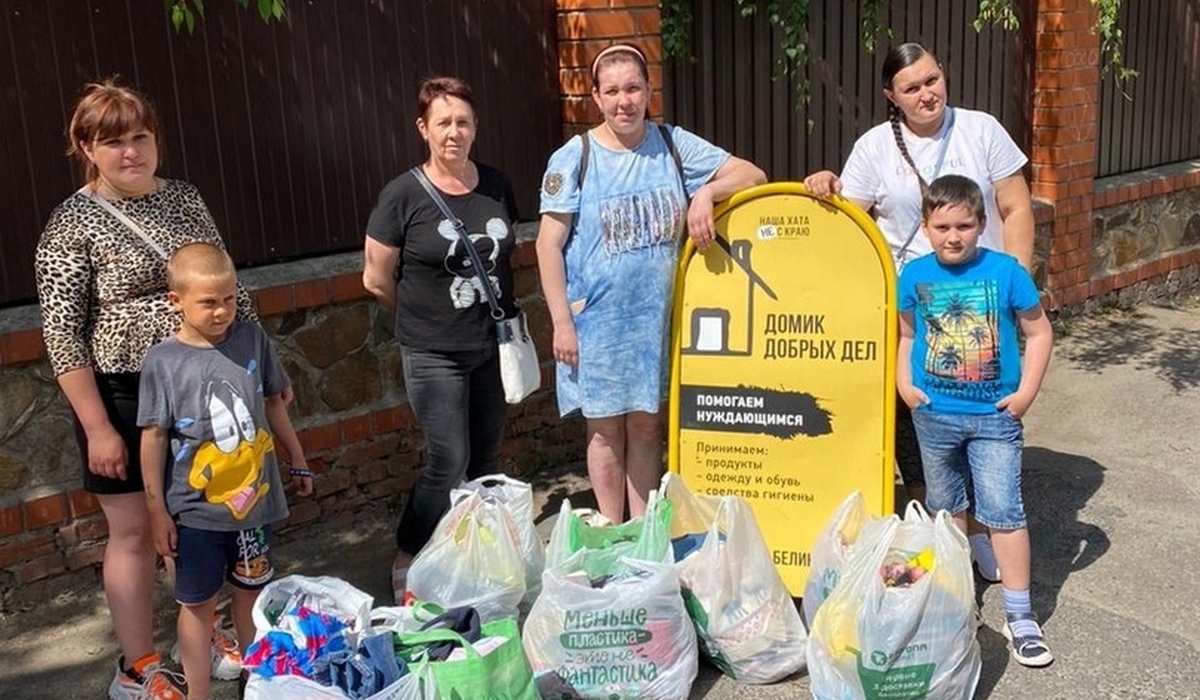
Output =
[
  {"x1": 265, "y1": 394, "x2": 313, "y2": 497},
  {"x1": 140, "y1": 425, "x2": 177, "y2": 558},
  {"x1": 996, "y1": 304, "x2": 1054, "y2": 418},
  {"x1": 896, "y1": 311, "x2": 930, "y2": 409}
]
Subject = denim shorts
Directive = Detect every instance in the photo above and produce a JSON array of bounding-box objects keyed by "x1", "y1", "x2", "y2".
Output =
[
  {"x1": 910, "y1": 409, "x2": 1027, "y2": 530},
  {"x1": 175, "y1": 524, "x2": 274, "y2": 605}
]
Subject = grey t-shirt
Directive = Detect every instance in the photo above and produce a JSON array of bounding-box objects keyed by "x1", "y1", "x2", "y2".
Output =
[{"x1": 138, "y1": 321, "x2": 290, "y2": 531}]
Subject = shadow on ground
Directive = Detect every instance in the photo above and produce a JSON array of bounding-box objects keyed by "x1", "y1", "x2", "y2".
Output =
[
  {"x1": 972, "y1": 445, "x2": 1109, "y2": 698},
  {"x1": 1056, "y1": 304, "x2": 1200, "y2": 391}
]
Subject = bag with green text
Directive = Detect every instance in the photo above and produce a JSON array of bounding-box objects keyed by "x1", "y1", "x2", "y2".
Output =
[
  {"x1": 806, "y1": 507, "x2": 980, "y2": 700},
  {"x1": 522, "y1": 552, "x2": 698, "y2": 700}
]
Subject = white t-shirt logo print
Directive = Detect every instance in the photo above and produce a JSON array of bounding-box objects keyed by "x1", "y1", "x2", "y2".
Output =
[{"x1": 437, "y1": 217, "x2": 508, "y2": 309}]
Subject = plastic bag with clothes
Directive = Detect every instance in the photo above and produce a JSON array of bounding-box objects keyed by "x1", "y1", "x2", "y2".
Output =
[
  {"x1": 660, "y1": 473, "x2": 806, "y2": 684},
  {"x1": 246, "y1": 574, "x2": 375, "y2": 678},
  {"x1": 405, "y1": 491, "x2": 527, "y2": 623},
  {"x1": 523, "y1": 551, "x2": 698, "y2": 700},
  {"x1": 245, "y1": 576, "x2": 441, "y2": 700},
  {"x1": 802, "y1": 490, "x2": 891, "y2": 628},
  {"x1": 806, "y1": 505, "x2": 980, "y2": 700},
  {"x1": 244, "y1": 633, "x2": 441, "y2": 700},
  {"x1": 456, "y1": 475, "x2": 545, "y2": 605}
]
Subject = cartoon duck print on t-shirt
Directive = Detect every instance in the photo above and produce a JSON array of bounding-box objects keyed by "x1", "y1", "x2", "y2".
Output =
[
  {"x1": 437, "y1": 217, "x2": 509, "y2": 309},
  {"x1": 182, "y1": 378, "x2": 275, "y2": 520}
]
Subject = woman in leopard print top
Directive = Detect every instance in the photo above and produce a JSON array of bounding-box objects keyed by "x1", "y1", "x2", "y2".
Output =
[{"x1": 34, "y1": 81, "x2": 254, "y2": 699}]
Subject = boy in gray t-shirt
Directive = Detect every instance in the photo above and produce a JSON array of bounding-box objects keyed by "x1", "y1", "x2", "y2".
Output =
[{"x1": 139, "y1": 242, "x2": 312, "y2": 698}]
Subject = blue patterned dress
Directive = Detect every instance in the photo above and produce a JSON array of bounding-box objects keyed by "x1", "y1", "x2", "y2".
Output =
[{"x1": 539, "y1": 125, "x2": 729, "y2": 418}]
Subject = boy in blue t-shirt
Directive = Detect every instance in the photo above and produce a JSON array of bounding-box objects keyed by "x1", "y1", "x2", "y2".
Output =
[
  {"x1": 139, "y1": 242, "x2": 313, "y2": 699},
  {"x1": 897, "y1": 174, "x2": 1054, "y2": 668}
]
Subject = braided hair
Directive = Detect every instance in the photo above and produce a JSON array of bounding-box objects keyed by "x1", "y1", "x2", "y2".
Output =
[{"x1": 882, "y1": 42, "x2": 939, "y2": 195}]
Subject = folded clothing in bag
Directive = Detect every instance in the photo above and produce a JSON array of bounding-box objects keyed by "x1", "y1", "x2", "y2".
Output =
[
  {"x1": 312, "y1": 632, "x2": 406, "y2": 700},
  {"x1": 414, "y1": 606, "x2": 482, "y2": 662},
  {"x1": 244, "y1": 604, "x2": 351, "y2": 679}
]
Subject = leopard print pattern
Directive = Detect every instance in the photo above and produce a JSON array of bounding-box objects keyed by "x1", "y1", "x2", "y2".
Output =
[{"x1": 35, "y1": 179, "x2": 257, "y2": 376}]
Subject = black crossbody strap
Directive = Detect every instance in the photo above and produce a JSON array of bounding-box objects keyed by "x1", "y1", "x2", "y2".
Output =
[
  {"x1": 656, "y1": 123, "x2": 689, "y2": 204},
  {"x1": 577, "y1": 133, "x2": 590, "y2": 190},
  {"x1": 409, "y1": 166, "x2": 504, "y2": 320}
]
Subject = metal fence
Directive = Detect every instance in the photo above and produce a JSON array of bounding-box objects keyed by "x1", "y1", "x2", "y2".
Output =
[
  {"x1": 1097, "y1": 0, "x2": 1200, "y2": 177},
  {"x1": 662, "y1": 0, "x2": 1033, "y2": 182},
  {"x1": 0, "y1": 0, "x2": 561, "y2": 306}
]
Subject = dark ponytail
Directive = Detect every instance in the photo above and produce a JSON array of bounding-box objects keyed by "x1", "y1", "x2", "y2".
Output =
[
  {"x1": 888, "y1": 103, "x2": 927, "y2": 194},
  {"x1": 883, "y1": 42, "x2": 938, "y2": 194}
]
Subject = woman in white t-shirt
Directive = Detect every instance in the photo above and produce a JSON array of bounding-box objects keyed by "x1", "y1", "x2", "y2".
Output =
[{"x1": 804, "y1": 41, "x2": 1036, "y2": 582}]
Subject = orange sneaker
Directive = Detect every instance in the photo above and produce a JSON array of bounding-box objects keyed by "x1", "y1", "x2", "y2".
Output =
[
  {"x1": 170, "y1": 614, "x2": 243, "y2": 681},
  {"x1": 108, "y1": 653, "x2": 186, "y2": 700}
]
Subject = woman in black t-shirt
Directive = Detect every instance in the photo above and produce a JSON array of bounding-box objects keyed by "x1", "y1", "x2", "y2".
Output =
[{"x1": 362, "y1": 76, "x2": 518, "y2": 603}]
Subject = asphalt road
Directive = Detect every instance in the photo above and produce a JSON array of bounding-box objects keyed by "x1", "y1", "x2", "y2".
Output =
[{"x1": 1, "y1": 301, "x2": 1197, "y2": 699}]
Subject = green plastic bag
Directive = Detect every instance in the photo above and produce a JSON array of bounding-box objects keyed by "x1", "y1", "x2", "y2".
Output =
[
  {"x1": 545, "y1": 492, "x2": 673, "y2": 581},
  {"x1": 396, "y1": 617, "x2": 537, "y2": 700}
]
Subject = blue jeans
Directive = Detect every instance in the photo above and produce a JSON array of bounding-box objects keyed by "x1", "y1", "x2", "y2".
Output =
[
  {"x1": 910, "y1": 409, "x2": 1027, "y2": 530},
  {"x1": 396, "y1": 345, "x2": 507, "y2": 555}
]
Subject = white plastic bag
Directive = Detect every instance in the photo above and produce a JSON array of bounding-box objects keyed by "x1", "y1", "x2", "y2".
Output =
[
  {"x1": 806, "y1": 508, "x2": 980, "y2": 700},
  {"x1": 251, "y1": 575, "x2": 374, "y2": 643},
  {"x1": 662, "y1": 473, "x2": 807, "y2": 684},
  {"x1": 369, "y1": 601, "x2": 445, "y2": 636},
  {"x1": 405, "y1": 491, "x2": 526, "y2": 623},
  {"x1": 244, "y1": 659, "x2": 440, "y2": 700},
  {"x1": 455, "y1": 475, "x2": 546, "y2": 605},
  {"x1": 523, "y1": 552, "x2": 698, "y2": 700},
  {"x1": 802, "y1": 491, "x2": 891, "y2": 628}
]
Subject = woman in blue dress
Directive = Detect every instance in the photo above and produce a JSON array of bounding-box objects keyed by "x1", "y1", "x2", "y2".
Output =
[{"x1": 536, "y1": 44, "x2": 766, "y2": 523}]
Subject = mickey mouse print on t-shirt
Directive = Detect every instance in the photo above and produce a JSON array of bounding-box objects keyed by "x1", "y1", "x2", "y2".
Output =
[{"x1": 436, "y1": 217, "x2": 509, "y2": 309}]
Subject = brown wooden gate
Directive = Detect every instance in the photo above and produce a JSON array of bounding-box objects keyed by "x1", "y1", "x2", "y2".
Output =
[
  {"x1": 663, "y1": 0, "x2": 1032, "y2": 182},
  {"x1": 0, "y1": 0, "x2": 560, "y2": 305},
  {"x1": 1097, "y1": 0, "x2": 1200, "y2": 177}
]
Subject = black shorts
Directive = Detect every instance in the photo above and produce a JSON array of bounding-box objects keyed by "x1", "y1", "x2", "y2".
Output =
[
  {"x1": 175, "y1": 524, "x2": 274, "y2": 605},
  {"x1": 73, "y1": 372, "x2": 146, "y2": 495}
]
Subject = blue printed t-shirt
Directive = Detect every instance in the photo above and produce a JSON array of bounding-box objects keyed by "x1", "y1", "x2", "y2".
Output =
[
  {"x1": 539, "y1": 125, "x2": 729, "y2": 418},
  {"x1": 897, "y1": 248, "x2": 1041, "y2": 414},
  {"x1": 138, "y1": 321, "x2": 290, "y2": 531}
]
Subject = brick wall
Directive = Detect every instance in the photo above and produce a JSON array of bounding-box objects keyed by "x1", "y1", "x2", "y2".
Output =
[
  {"x1": 1030, "y1": 0, "x2": 1200, "y2": 310},
  {"x1": 555, "y1": 0, "x2": 663, "y2": 137},
  {"x1": 0, "y1": 237, "x2": 585, "y2": 611},
  {"x1": 1030, "y1": 0, "x2": 1102, "y2": 308}
]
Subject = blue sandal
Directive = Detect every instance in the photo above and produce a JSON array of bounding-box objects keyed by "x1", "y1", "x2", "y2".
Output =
[{"x1": 1003, "y1": 612, "x2": 1054, "y2": 667}]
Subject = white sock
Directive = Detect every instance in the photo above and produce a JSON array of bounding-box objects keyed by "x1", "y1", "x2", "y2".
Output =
[{"x1": 969, "y1": 533, "x2": 1001, "y2": 580}]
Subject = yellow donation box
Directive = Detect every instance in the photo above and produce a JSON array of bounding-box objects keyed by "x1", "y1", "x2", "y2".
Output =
[{"x1": 668, "y1": 183, "x2": 896, "y2": 594}]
